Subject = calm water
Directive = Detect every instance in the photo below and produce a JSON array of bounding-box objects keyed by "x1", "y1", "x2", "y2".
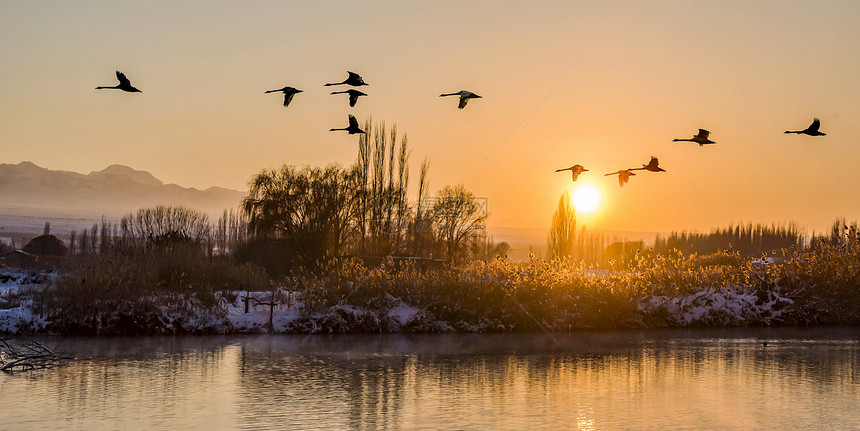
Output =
[{"x1": 2, "y1": 328, "x2": 859, "y2": 430}]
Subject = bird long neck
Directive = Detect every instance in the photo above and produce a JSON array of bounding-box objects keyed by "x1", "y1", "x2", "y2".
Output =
[{"x1": 95, "y1": 86, "x2": 118, "y2": 90}]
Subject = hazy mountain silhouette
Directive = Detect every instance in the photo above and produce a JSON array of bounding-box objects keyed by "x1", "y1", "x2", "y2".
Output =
[
  {"x1": 0, "y1": 161, "x2": 244, "y2": 219},
  {"x1": 88, "y1": 164, "x2": 164, "y2": 186}
]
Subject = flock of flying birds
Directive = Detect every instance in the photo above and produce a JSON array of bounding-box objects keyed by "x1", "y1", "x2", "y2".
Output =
[
  {"x1": 557, "y1": 118, "x2": 828, "y2": 188},
  {"x1": 96, "y1": 70, "x2": 826, "y2": 189},
  {"x1": 95, "y1": 70, "x2": 481, "y2": 135}
]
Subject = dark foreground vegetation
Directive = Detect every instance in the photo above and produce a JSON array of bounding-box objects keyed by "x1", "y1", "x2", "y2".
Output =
[
  {"x1": 2, "y1": 121, "x2": 859, "y2": 335},
  {"x1": 3, "y1": 219, "x2": 860, "y2": 335}
]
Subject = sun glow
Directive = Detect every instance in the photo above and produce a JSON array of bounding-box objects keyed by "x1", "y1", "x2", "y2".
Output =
[{"x1": 572, "y1": 185, "x2": 601, "y2": 214}]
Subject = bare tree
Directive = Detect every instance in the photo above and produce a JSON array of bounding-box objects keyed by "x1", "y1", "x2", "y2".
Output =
[
  {"x1": 356, "y1": 120, "x2": 411, "y2": 256},
  {"x1": 432, "y1": 184, "x2": 487, "y2": 263},
  {"x1": 472, "y1": 234, "x2": 510, "y2": 261},
  {"x1": 120, "y1": 206, "x2": 211, "y2": 249},
  {"x1": 409, "y1": 159, "x2": 434, "y2": 257},
  {"x1": 79, "y1": 229, "x2": 89, "y2": 255}
]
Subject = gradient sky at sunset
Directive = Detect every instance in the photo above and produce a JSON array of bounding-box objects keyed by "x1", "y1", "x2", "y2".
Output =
[{"x1": 3, "y1": 1, "x2": 859, "y2": 242}]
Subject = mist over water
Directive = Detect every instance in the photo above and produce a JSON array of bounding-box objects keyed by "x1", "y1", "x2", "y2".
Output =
[{"x1": 4, "y1": 328, "x2": 858, "y2": 430}]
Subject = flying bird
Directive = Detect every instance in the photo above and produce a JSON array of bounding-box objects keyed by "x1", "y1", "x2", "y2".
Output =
[
  {"x1": 330, "y1": 89, "x2": 367, "y2": 107},
  {"x1": 330, "y1": 114, "x2": 365, "y2": 134},
  {"x1": 439, "y1": 90, "x2": 482, "y2": 109},
  {"x1": 555, "y1": 165, "x2": 588, "y2": 182},
  {"x1": 605, "y1": 169, "x2": 636, "y2": 187},
  {"x1": 785, "y1": 118, "x2": 826, "y2": 136},
  {"x1": 95, "y1": 71, "x2": 141, "y2": 93},
  {"x1": 673, "y1": 129, "x2": 716, "y2": 146},
  {"x1": 325, "y1": 71, "x2": 368, "y2": 87},
  {"x1": 265, "y1": 86, "x2": 303, "y2": 107},
  {"x1": 632, "y1": 156, "x2": 666, "y2": 172}
]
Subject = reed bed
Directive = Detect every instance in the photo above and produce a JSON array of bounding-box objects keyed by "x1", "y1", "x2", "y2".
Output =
[{"x1": 4, "y1": 240, "x2": 859, "y2": 335}]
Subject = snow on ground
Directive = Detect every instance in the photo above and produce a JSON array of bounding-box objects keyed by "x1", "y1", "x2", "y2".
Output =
[
  {"x1": 0, "y1": 268, "x2": 53, "y2": 334},
  {"x1": 639, "y1": 285, "x2": 793, "y2": 326},
  {"x1": 386, "y1": 299, "x2": 421, "y2": 327},
  {"x1": 0, "y1": 266, "x2": 800, "y2": 334}
]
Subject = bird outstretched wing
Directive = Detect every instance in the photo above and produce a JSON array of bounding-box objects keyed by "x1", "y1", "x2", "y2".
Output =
[
  {"x1": 116, "y1": 71, "x2": 131, "y2": 86},
  {"x1": 348, "y1": 114, "x2": 359, "y2": 129},
  {"x1": 696, "y1": 129, "x2": 710, "y2": 139},
  {"x1": 458, "y1": 98, "x2": 468, "y2": 109},
  {"x1": 809, "y1": 118, "x2": 821, "y2": 132},
  {"x1": 346, "y1": 71, "x2": 366, "y2": 85}
]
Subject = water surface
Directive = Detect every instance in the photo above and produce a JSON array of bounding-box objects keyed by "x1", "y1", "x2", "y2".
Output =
[{"x1": 3, "y1": 328, "x2": 859, "y2": 430}]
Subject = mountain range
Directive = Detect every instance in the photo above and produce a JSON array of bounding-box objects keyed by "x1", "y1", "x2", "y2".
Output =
[{"x1": 0, "y1": 162, "x2": 245, "y2": 221}]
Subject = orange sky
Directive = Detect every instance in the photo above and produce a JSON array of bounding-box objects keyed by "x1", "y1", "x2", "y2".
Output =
[{"x1": 2, "y1": 1, "x2": 859, "y2": 243}]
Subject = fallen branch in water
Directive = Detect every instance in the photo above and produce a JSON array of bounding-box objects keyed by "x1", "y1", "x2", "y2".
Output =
[{"x1": 0, "y1": 338, "x2": 71, "y2": 374}]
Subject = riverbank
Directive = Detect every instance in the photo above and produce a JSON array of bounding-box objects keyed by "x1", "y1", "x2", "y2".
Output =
[{"x1": 3, "y1": 247, "x2": 858, "y2": 335}]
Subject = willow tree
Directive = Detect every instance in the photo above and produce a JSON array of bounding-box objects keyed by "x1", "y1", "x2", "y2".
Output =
[
  {"x1": 242, "y1": 164, "x2": 362, "y2": 266},
  {"x1": 547, "y1": 191, "x2": 576, "y2": 260}
]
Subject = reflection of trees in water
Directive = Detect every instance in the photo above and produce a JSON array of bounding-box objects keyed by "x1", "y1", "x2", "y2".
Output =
[
  {"x1": 242, "y1": 332, "x2": 856, "y2": 428},
  {"x1": 404, "y1": 341, "x2": 858, "y2": 429},
  {"x1": 15, "y1": 337, "x2": 231, "y2": 429},
  {"x1": 227, "y1": 332, "x2": 859, "y2": 429},
  {"x1": 233, "y1": 336, "x2": 409, "y2": 430},
  {"x1": 11, "y1": 332, "x2": 857, "y2": 429}
]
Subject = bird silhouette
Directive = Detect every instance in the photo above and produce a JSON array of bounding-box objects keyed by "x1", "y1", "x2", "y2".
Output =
[
  {"x1": 265, "y1": 86, "x2": 303, "y2": 107},
  {"x1": 673, "y1": 129, "x2": 715, "y2": 146},
  {"x1": 324, "y1": 71, "x2": 368, "y2": 87},
  {"x1": 632, "y1": 156, "x2": 666, "y2": 172},
  {"x1": 95, "y1": 71, "x2": 141, "y2": 93},
  {"x1": 330, "y1": 114, "x2": 365, "y2": 134},
  {"x1": 605, "y1": 169, "x2": 636, "y2": 187},
  {"x1": 330, "y1": 89, "x2": 367, "y2": 107},
  {"x1": 555, "y1": 165, "x2": 588, "y2": 182},
  {"x1": 785, "y1": 118, "x2": 826, "y2": 136},
  {"x1": 439, "y1": 90, "x2": 482, "y2": 109}
]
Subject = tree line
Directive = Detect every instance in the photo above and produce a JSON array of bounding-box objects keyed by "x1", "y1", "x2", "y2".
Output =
[
  {"x1": 241, "y1": 120, "x2": 491, "y2": 272},
  {"x1": 547, "y1": 191, "x2": 820, "y2": 265},
  {"x1": 60, "y1": 120, "x2": 495, "y2": 275}
]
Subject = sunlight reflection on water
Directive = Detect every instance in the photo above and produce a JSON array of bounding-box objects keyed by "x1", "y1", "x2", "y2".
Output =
[{"x1": 2, "y1": 328, "x2": 859, "y2": 430}]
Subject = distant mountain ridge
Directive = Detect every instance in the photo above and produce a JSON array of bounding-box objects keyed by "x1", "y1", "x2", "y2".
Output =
[
  {"x1": 88, "y1": 164, "x2": 164, "y2": 187},
  {"x1": 0, "y1": 161, "x2": 245, "y2": 218}
]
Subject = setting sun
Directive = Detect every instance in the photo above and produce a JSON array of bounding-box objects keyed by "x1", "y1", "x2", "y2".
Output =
[{"x1": 572, "y1": 185, "x2": 601, "y2": 214}]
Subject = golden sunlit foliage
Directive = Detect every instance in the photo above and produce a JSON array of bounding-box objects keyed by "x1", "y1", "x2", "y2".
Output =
[
  {"x1": 16, "y1": 217, "x2": 860, "y2": 335},
  {"x1": 547, "y1": 191, "x2": 576, "y2": 260}
]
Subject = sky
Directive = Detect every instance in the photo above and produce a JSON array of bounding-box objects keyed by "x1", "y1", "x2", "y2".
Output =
[{"x1": 2, "y1": 0, "x2": 860, "y2": 243}]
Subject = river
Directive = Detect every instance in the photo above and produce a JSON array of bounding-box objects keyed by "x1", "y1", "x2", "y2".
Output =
[{"x1": 3, "y1": 327, "x2": 858, "y2": 430}]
